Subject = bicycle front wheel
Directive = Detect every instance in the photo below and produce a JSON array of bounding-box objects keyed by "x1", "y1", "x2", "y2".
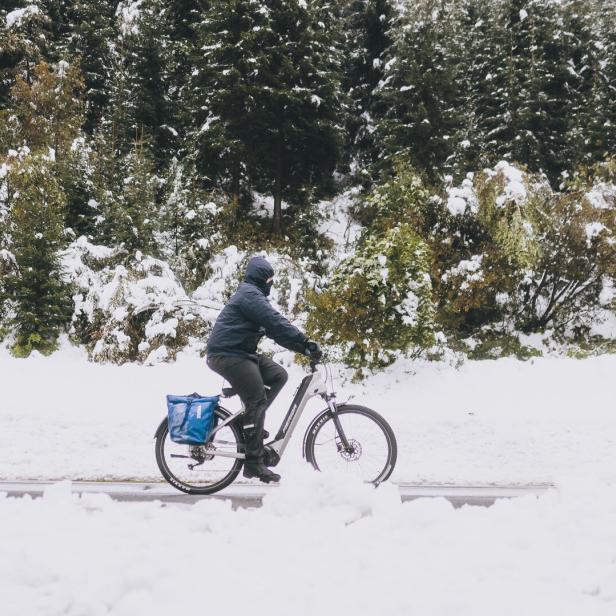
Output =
[{"x1": 303, "y1": 404, "x2": 397, "y2": 485}]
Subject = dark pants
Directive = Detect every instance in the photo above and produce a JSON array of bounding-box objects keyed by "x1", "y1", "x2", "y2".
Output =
[{"x1": 206, "y1": 354, "x2": 288, "y2": 464}]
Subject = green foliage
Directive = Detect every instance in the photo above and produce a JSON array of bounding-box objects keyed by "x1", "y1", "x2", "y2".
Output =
[
  {"x1": 4, "y1": 60, "x2": 85, "y2": 155},
  {"x1": 2, "y1": 151, "x2": 71, "y2": 356},
  {"x1": 436, "y1": 162, "x2": 616, "y2": 338},
  {"x1": 353, "y1": 159, "x2": 435, "y2": 234},
  {"x1": 96, "y1": 138, "x2": 161, "y2": 254},
  {"x1": 307, "y1": 222, "x2": 436, "y2": 369}
]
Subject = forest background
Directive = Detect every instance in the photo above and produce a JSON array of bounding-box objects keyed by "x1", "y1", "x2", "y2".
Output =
[{"x1": 1, "y1": 0, "x2": 616, "y2": 373}]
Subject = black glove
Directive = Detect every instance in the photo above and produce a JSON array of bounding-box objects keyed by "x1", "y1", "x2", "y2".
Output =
[{"x1": 305, "y1": 340, "x2": 322, "y2": 360}]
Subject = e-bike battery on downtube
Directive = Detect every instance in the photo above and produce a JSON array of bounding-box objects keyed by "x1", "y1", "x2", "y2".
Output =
[{"x1": 268, "y1": 371, "x2": 327, "y2": 457}]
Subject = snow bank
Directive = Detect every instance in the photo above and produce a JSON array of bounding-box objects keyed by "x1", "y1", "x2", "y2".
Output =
[
  {"x1": 1, "y1": 347, "x2": 616, "y2": 486},
  {"x1": 2, "y1": 471, "x2": 616, "y2": 615}
]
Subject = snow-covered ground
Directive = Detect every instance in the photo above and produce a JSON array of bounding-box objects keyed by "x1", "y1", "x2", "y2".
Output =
[
  {"x1": 2, "y1": 348, "x2": 616, "y2": 615},
  {"x1": 1, "y1": 346, "x2": 615, "y2": 485},
  {"x1": 2, "y1": 472, "x2": 616, "y2": 615}
]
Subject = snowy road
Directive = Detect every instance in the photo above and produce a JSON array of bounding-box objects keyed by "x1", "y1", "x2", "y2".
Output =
[
  {"x1": 0, "y1": 480, "x2": 551, "y2": 508},
  {"x1": 3, "y1": 473, "x2": 616, "y2": 615}
]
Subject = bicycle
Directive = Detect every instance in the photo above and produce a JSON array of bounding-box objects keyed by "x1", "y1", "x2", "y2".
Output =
[{"x1": 154, "y1": 358, "x2": 398, "y2": 494}]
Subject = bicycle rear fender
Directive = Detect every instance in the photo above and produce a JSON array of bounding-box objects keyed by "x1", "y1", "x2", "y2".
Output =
[{"x1": 154, "y1": 417, "x2": 167, "y2": 439}]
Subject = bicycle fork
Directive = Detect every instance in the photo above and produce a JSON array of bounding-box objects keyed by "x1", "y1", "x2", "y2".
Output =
[{"x1": 325, "y1": 397, "x2": 352, "y2": 451}]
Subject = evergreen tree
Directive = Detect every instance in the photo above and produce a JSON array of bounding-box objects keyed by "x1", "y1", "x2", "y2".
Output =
[
  {"x1": 447, "y1": 0, "x2": 506, "y2": 177},
  {"x1": 5, "y1": 59, "x2": 93, "y2": 235},
  {"x1": 0, "y1": 1, "x2": 50, "y2": 107},
  {"x1": 373, "y1": 0, "x2": 463, "y2": 181},
  {"x1": 340, "y1": 0, "x2": 394, "y2": 182},
  {"x1": 165, "y1": 0, "x2": 210, "y2": 144},
  {"x1": 52, "y1": 0, "x2": 119, "y2": 133},
  {"x1": 107, "y1": 0, "x2": 174, "y2": 168},
  {"x1": 588, "y1": 0, "x2": 616, "y2": 160},
  {"x1": 2, "y1": 150, "x2": 71, "y2": 355},
  {"x1": 189, "y1": 0, "x2": 344, "y2": 234},
  {"x1": 96, "y1": 134, "x2": 160, "y2": 254},
  {"x1": 8, "y1": 60, "x2": 84, "y2": 155}
]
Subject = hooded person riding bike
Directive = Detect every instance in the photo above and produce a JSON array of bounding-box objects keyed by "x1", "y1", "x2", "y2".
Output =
[{"x1": 206, "y1": 256, "x2": 321, "y2": 483}]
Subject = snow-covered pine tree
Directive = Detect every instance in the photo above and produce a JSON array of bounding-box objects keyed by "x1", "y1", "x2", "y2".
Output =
[
  {"x1": 558, "y1": 0, "x2": 603, "y2": 172},
  {"x1": 2, "y1": 150, "x2": 71, "y2": 356},
  {"x1": 0, "y1": 1, "x2": 50, "y2": 106},
  {"x1": 340, "y1": 0, "x2": 394, "y2": 183},
  {"x1": 189, "y1": 0, "x2": 344, "y2": 234},
  {"x1": 5, "y1": 59, "x2": 93, "y2": 236},
  {"x1": 161, "y1": 157, "x2": 224, "y2": 288},
  {"x1": 587, "y1": 0, "x2": 616, "y2": 161},
  {"x1": 108, "y1": 0, "x2": 174, "y2": 167},
  {"x1": 372, "y1": 0, "x2": 464, "y2": 181},
  {"x1": 165, "y1": 0, "x2": 210, "y2": 146},
  {"x1": 496, "y1": 0, "x2": 590, "y2": 182},
  {"x1": 51, "y1": 0, "x2": 119, "y2": 134},
  {"x1": 446, "y1": 0, "x2": 506, "y2": 178},
  {"x1": 96, "y1": 132, "x2": 160, "y2": 254}
]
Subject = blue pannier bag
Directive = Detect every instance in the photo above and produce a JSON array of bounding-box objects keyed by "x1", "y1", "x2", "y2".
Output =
[{"x1": 166, "y1": 393, "x2": 219, "y2": 445}]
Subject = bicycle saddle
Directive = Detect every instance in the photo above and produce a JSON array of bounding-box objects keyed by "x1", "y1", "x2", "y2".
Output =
[{"x1": 222, "y1": 387, "x2": 237, "y2": 398}]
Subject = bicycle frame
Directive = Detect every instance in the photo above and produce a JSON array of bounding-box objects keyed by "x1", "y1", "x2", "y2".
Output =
[{"x1": 204, "y1": 367, "x2": 341, "y2": 461}]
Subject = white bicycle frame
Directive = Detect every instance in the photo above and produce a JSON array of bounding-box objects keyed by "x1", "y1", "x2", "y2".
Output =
[{"x1": 204, "y1": 370, "x2": 330, "y2": 460}]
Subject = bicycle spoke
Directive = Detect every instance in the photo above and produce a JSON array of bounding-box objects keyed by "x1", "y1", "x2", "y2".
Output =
[{"x1": 307, "y1": 406, "x2": 395, "y2": 484}]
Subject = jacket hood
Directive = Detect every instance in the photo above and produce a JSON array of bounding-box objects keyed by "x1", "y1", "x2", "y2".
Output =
[{"x1": 244, "y1": 256, "x2": 274, "y2": 290}]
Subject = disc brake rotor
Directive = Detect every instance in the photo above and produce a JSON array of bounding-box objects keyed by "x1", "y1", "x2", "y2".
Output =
[{"x1": 338, "y1": 438, "x2": 362, "y2": 462}]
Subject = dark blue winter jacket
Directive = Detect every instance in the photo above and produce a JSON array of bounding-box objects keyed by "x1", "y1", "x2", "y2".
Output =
[{"x1": 206, "y1": 256, "x2": 308, "y2": 360}]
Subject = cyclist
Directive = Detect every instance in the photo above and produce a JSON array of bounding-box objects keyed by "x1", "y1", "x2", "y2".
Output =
[{"x1": 206, "y1": 256, "x2": 321, "y2": 483}]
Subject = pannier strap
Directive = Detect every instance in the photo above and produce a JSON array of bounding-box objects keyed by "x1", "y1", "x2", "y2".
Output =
[{"x1": 222, "y1": 387, "x2": 237, "y2": 398}]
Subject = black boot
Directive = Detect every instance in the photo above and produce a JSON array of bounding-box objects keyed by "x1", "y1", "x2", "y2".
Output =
[
  {"x1": 243, "y1": 460, "x2": 280, "y2": 483},
  {"x1": 243, "y1": 420, "x2": 280, "y2": 483}
]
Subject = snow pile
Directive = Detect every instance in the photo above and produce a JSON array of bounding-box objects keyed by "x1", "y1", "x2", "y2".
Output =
[
  {"x1": 2, "y1": 472, "x2": 616, "y2": 615},
  {"x1": 2, "y1": 347, "x2": 616, "y2": 485}
]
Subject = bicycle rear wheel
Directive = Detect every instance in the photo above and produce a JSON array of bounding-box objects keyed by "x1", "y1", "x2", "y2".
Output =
[
  {"x1": 303, "y1": 404, "x2": 397, "y2": 485},
  {"x1": 155, "y1": 406, "x2": 243, "y2": 494}
]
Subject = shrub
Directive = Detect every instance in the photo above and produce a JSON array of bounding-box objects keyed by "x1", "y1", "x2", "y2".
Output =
[
  {"x1": 307, "y1": 223, "x2": 436, "y2": 369},
  {"x1": 436, "y1": 161, "x2": 616, "y2": 339},
  {"x1": 64, "y1": 239, "x2": 209, "y2": 364}
]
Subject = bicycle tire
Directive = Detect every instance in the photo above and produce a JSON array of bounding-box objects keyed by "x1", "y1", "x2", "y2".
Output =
[
  {"x1": 303, "y1": 404, "x2": 397, "y2": 485},
  {"x1": 155, "y1": 406, "x2": 244, "y2": 495}
]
